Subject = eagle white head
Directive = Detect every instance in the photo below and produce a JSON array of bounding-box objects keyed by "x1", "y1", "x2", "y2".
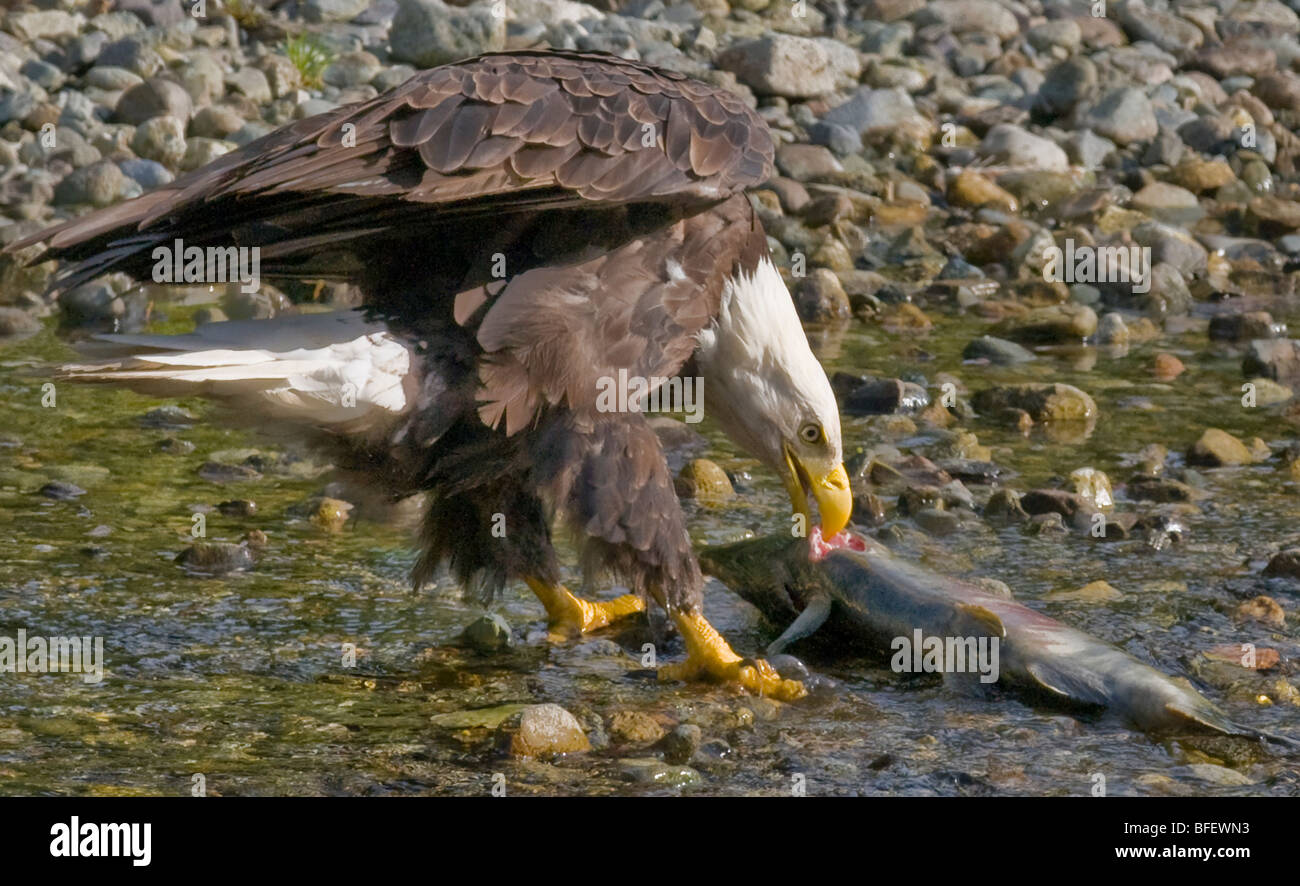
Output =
[{"x1": 695, "y1": 255, "x2": 852, "y2": 536}]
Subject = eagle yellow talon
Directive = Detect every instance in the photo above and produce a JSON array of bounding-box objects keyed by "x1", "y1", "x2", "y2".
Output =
[
  {"x1": 525, "y1": 578, "x2": 645, "y2": 638},
  {"x1": 658, "y1": 611, "x2": 806, "y2": 701}
]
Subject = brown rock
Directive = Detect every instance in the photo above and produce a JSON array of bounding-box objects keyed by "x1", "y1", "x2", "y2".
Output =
[
  {"x1": 509, "y1": 705, "x2": 590, "y2": 757},
  {"x1": 608, "y1": 710, "x2": 667, "y2": 745},
  {"x1": 1235, "y1": 595, "x2": 1285, "y2": 628},
  {"x1": 1263, "y1": 549, "x2": 1300, "y2": 579},
  {"x1": 1153, "y1": 352, "x2": 1185, "y2": 380},
  {"x1": 1187, "y1": 428, "x2": 1254, "y2": 466},
  {"x1": 675, "y1": 459, "x2": 735, "y2": 503},
  {"x1": 794, "y1": 267, "x2": 851, "y2": 321},
  {"x1": 948, "y1": 170, "x2": 1018, "y2": 213}
]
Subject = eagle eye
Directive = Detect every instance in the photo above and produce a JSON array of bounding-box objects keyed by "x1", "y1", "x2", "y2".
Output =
[{"x1": 799, "y1": 423, "x2": 823, "y2": 444}]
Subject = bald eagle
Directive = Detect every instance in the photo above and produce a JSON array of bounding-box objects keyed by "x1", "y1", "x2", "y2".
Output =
[{"x1": 13, "y1": 51, "x2": 852, "y2": 699}]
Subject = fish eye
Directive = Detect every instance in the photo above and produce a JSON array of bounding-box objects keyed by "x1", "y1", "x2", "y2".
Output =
[{"x1": 799, "y1": 423, "x2": 823, "y2": 444}]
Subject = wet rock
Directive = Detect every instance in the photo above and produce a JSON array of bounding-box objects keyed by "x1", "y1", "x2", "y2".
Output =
[
  {"x1": 1069, "y1": 468, "x2": 1113, "y2": 509},
  {"x1": 1187, "y1": 428, "x2": 1256, "y2": 467},
  {"x1": 608, "y1": 710, "x2": 666, "y2": 745},
  {"x1": 197, "y1": 461, "x2": 262, "y2": 484},
  {"x1": 1152, "y1": 352, "x2": 1185, "y2": 381},
  {"x1": 648, "y1": 416, "x2": 708, "y2": 468},
  {"x1": 914, "y1": 507, "x2": 963, "y2": 536},
  {"x1": 156, "y1": 437, "x2": 195, "y2": 454},
  {"x1": 962, "y1": 335, "x2": 1035, "y2": 365},
  {"x1": 1020, "y1": 489, "x2": 1098, "y2": 524},
  {"x1": 1095, "y1": 313, "x2": 1129, "y2": 345},
  {"x1": 429, "y1": 703, "x2": 528, "y2": 730},
  {"x1": 834, "y1": 373, "x2": 929, "y2": 415},
  {"x1": 851, "y1": 490, "x2": 887, "y2": 526},
  {"x1": 973, "y1": 384, "x2": 1097, "y2": 423},
  {"x1": 1235, "y1": 595, "x2": 1285, "y2": 628},
  {"x1": 221, "y1": 286, "x2": 293, "y2": 321},
  {"x1": 794, "y1": 268, "x2": 850, "y2": 321},
  {"x1": 1209, "y1": 312, "x2": 1282, "y2": 342},
  {"x1": 1027, "y1": 512, "x2": 1068, "y2": 535},
  {"x1": 462, "y1": 613, "x2": 513, "y2": 653},
  {"x1": 1203, "y1": 644, "x2": 1280, "y2": 670},
  {"x1": 983, "y1": 488, "x2": 1028, "y2": 524},
  {"x1": 617, "y1": 757, "x2": 701, "y2": 787},
  {"x1": 996, "y1": 304, "x2": 1097, "y2": 343},
  {"x1": 1126, "y1": 474, "x2": 1195, "y2": 502},
  {"x1": 139, "y1": 405, "x2": 197, "y2": 429},
  {"x1": 216, "y1": 499, "x2": 257, "y2": 517},
  {"x1": 658, "y1": 723, "x2": 702, "y2": 765},
  {"x1": 1244, "y1": 377, "x2": 1293, "y2": 407},
  {"x1": 717, "y1": 34, "x2": 858, "y2": 99},
  {"x1": 176, "y1": 541, "x2": 256, "y2": 575},
  {"x1": 60, "y1": 281, "x2": 125, "y2": 328},
  {"x1": 1049, "y1": 580, "x2": 1121, "y2": 603},
  {"x1": 39, "y1": 481, "x2": 86, "y2": 501},
  {"x1": 1185, "y1": 764, "x2": 1256, "y2": 787},
  {"x1": 675, "y1": 459, "x2": 734, "y2": 504},
  {"x1": 510, "y1": 704, "x2": 590, "y2": 757},
  {"x1": 306, "y1": 497, "x2": 353, "y2": 532},
  {"x1": 1243, "y1": 338, "x2": 1300, "y2": 383},
  {"x1": 1263, "y1": 549, "x2": 1300, "y2": 579},
  {"x1": 0, "y1": 307, "x2": 40, "y2": 340}
]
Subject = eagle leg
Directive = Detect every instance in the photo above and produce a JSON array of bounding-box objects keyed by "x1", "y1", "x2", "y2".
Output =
[
  {"x1": 659, "y1": 610, "x2": 806, "y2": 702},
  {"x1": 524, "y1": 577, "x2": 645, "y2": 639}
]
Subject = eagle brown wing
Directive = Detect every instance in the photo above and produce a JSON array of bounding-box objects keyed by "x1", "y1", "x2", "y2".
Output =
[{"x1": 13, "y1": 50, "x2": 774, "y2": 292}]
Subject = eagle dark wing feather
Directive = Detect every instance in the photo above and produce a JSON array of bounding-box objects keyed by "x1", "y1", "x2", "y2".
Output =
[{"x1": 11, "y1": 50, "x2": 773, "y2": 292}]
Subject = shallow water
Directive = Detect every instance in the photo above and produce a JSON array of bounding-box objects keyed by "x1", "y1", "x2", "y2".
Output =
[{"x1": 1, "y1": 297, "x2": 1298, "y2": 796}]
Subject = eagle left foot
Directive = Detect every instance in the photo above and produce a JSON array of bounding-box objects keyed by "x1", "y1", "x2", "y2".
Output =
[
  {"x1": 658, "y1": 611, "x2": 807, "y2": 701},
  {"x1": 525, "y1": 578, "x2": 646, "y2": 639}
]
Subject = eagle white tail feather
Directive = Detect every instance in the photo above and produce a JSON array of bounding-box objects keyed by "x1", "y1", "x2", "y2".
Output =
[{"x1": 62, "y1": 310, "x2": 414, "y2": 431}]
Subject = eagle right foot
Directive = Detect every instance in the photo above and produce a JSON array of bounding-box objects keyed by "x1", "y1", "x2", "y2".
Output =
[
  {"x1": 525, "y1": 578, "x2": 645, "y2": 640},
  {"x1": 658, "y1": 610, "x2": 807, "y2": 701}
]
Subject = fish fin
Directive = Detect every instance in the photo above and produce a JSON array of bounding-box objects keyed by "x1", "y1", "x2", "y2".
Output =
[
  {"x1": 1023, "y1": 661, "x2": 1109, "y2": 708},
  {"x1": 1023, "y1": 663, "x2": 1074, "y2": 699},
  {"x1": 1162, "y1": 700, "x2": 1300, "y2": 749},
  {"x1": 956, "y1": 604, "x2": 1006, "y2": 639},
  {"x1": 766, "y1": 593, "x2": 832, "y2": 656}
]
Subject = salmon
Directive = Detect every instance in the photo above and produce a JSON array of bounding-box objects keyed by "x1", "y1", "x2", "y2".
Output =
[{"x1": 700, "y1": 532, "x2": 1297, "y2": 748}]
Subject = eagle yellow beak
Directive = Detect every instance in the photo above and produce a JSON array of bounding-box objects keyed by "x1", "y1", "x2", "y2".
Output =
[{"x1": 783, "y1": 447, "x2": 852, "y2": 537}]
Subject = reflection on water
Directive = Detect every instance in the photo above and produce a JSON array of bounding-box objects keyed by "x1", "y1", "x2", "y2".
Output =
[{"x1": 0, "y1": 301, "x2": 1297, "y2": 796}]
